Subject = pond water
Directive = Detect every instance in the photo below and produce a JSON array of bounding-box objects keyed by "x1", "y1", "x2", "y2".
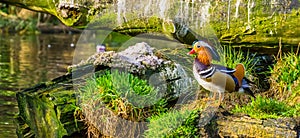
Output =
[{"x1": 0, "y1": 34, "x2": 79, "y2": 138}]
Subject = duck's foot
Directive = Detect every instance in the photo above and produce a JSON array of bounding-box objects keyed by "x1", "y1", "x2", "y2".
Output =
[
  {"x1": 201, "y1": 97, "x2": 221, "y2": 107},
  {"x1": 210, "y1": 100, "x2": 222, "y2": 107},
  {"x1": 201, "y1": 92, "x2": 224, "y2": 107},
  {"x1": 201, "y1": 97, "x2": 213, "y2": 102}
]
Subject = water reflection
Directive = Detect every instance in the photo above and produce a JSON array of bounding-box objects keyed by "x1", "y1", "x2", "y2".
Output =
[{"x1": 0, "y1": 34, "x2": 79, "y2": 137}]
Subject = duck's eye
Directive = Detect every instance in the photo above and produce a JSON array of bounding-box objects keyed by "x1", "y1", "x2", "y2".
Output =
[{"x1": 197, "y1": 45, "x2": 201, "y2": 48}]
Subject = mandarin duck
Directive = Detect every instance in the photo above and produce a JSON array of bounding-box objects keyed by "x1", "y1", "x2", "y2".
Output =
[{"x1": 188, "y1": 41, "x2": 255, "y2": 105}]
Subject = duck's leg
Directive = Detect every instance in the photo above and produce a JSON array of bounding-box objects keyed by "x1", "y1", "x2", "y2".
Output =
[
  {"x1": 202, "y1": 92, "x2": 214, "y2": 102},
  {"x1": 205, "y1": 91, "x2": 220, "y2": 106},
  {"x1": 212, "y1": 91, "x2": 217, "y2": 100},
  {"x1": 217, "y1": 91, "x2": 224, "y2": 106},
  {"x1": 217, "y1": 94, "x2": 222, "y2": 106},
  {"x1": 201, "y1": 91, "x2": 218, "y2": 103}
]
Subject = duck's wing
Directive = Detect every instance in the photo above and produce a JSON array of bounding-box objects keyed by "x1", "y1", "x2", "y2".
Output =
[
  {"x1": 211, "y1": 64, "x2": 256, "y2": 98},
  {"x1": 213, "y1": 63, "x2": 247, "y2": 86},
  {"x1": 212, "y1": 64, "x2": 236, "y2": 74}
]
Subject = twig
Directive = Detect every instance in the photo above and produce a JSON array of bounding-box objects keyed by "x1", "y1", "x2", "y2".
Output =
[
  {"x1": 0, "y1": 11, "x2": 18, "y2": 19},
  {"x1": 0, "y1": 11, "x2": 8, "y2": 17},
  {"x1": 276, "y1": 37, "x2": 282, "y2": 60},
  {"x1": 227, "y1": 0, "x2": 231, "y2": 30},
  {"x1": 296, "y1": 42, "x2": 300, "y2": 56}
]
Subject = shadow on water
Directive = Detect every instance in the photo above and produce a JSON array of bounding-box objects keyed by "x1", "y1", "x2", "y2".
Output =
[{"x1": 0, "y1": 34, "x2": 79, "y2": 138}]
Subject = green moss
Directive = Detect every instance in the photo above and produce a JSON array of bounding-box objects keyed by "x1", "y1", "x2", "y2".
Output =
[
  {"x1": 102, "y1": 31, "x2": 132, "y2": 48},
  {"x1": 232, "y1": 95, "x2": 300, "y2": 119},
  {"x1": 112, "y1": 16, "x2": 175, "y2": 38},
  {"x1": 26, "y1": 93, "x2": 68, "y2": 137},
  {"x1": 0, "y1": 14, "x2": 38, "y2": 33},
  {"x1": 211, "y1": 7, "x2": 300, "y2": 45},
  {"x1": 16, "y1": 87, "x2": 84, "y2": 137},
  {"x1": 88, "y1": 12, "x2": 118, "y2": 28},
  {"x1": 144, "y1": 109, "x2": 200, "y2": 138},
  {"x1": 0, "y1": 90, "x2": 15, "y2": 97}
]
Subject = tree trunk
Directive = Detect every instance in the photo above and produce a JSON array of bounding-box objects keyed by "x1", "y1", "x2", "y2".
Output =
[{"x1": 0, "y1": 0, "x2": 116, "y2": 27}]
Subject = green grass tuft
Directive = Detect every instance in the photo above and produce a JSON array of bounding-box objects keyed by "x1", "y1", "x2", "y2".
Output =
[
  {"x1": 269, "y1": 52, "x2": 300, "y2": 103},
  {"x1": 217, "y1": 45, "x2": 257, "y2": 77},
  {"x1": 144, "y1": 109, "x2": 200, "y2": 138},
  {"x1": 80, "y1": 70, "x2": 168, "y2": 121},
  {"x1": 232, "y1": 95, "x2": 300, "y2": 119}
]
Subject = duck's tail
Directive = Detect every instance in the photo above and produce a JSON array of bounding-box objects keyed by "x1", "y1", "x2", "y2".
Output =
[
  {"x1": 233, "y1": 63, "x2": 245, "y2": 87},
  {"x1": 243, "y1": 87, "x2": 256, "y2": 98},
  {"x1": 240, "y1": 78, "x2": 256, "y2": 98},
  {"x1": 234, "y1": 63, "x2": 256, "y2": 98}
]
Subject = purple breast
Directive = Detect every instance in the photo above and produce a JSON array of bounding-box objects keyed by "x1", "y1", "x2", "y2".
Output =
[{"x1": 194, "y1": 58, "x2": 208, "y2": 71}]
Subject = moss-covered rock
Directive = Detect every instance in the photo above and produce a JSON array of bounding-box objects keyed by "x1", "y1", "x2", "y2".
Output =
[
  {"x1": 72, "y1": 42, "x2": 193, "y2": 137},
  {"x1": 15, "y1": 74, "x2": 85, "y2": 138},
  {"x1": 145, "y1": 104, "x2": 299, "y2": 138},
  {"x1": 70, "y1": 42, "x2": 192, "y2": 98},
  {"x1": 217, "y1": 115, "x2": 298, "y2": 137}
]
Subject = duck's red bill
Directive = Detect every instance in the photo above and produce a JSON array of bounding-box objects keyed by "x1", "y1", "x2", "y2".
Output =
[{"x1": 188, "y1": 49, "x2": 195, "y2": 55}]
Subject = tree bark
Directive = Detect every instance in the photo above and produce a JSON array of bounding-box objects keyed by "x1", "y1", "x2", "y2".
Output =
[{"x1": 0, "y1": 0, "x2": 116, "y2": 27}]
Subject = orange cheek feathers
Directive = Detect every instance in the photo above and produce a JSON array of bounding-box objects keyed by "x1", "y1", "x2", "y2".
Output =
[{"x1": 197, "y1": 50, "x2": 212, "y2": 65}]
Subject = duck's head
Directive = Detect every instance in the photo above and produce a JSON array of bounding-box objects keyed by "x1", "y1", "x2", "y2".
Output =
[{"x1": 188, "y1": 41, "x2": 220, "y2": 65}]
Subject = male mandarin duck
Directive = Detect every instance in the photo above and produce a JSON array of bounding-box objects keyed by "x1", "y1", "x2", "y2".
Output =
[{"x1": 188, "y1": 41, "x2": 255, "y2": 105}]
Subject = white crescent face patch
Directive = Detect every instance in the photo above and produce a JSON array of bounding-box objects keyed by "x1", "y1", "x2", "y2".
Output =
[{"x1": 194, "y1": 41, "x2": 220, "y2": 61}]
